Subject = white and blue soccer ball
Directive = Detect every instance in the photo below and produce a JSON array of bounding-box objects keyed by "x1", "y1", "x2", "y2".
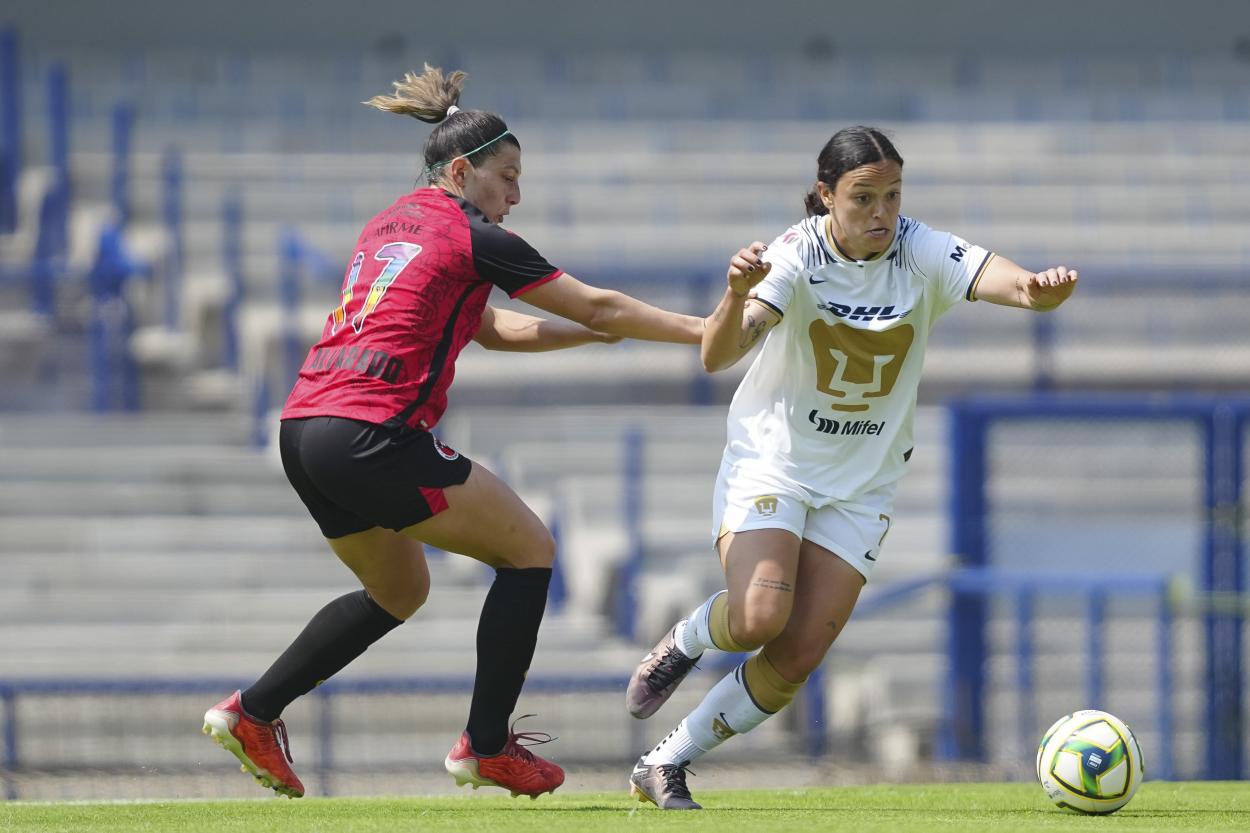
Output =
[{"x1": 1036, "y1": 709, "x2": 1144, "y2": 815}]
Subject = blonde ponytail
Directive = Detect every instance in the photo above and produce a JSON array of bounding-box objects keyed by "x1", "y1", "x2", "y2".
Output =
[{"x1": 365, "y1": 64, "x2": 467, "y2": 124}]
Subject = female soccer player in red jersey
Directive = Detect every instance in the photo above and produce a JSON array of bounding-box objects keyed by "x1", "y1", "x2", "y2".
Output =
[{"x1": 202, "y1": 65, "x2": 707, "y2": 799}]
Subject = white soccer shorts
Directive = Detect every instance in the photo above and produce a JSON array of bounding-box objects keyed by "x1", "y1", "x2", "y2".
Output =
[{"x1": 711, "y1": 463, "x2": 896, "y2": 581}]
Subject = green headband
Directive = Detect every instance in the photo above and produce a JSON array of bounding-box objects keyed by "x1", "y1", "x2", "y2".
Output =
[{"x1": 423, "y1": 129, "x2": 514, "y2": 180}]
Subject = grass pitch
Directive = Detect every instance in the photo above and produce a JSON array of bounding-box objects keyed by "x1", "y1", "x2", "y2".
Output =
[{"x1": 3, "y1": 782, "x2": 1247, "y2": 833}]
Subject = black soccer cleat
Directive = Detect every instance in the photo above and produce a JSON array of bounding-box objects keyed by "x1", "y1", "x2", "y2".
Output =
[{"x1": 629, "y1": 757, "x2": 701, "y2": 810}]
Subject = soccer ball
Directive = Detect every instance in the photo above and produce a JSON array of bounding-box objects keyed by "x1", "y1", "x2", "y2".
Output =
[{"x1": 1036, "y1": 709, "x2": 1144, "y2": 814}]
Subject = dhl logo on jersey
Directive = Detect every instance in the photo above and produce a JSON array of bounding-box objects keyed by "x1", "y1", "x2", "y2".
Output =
[{"x1": 816, "y1": 302, "x2": 912, "y2": 322}]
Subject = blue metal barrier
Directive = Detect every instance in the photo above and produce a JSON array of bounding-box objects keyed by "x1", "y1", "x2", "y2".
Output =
[
  {"x1": 28, "y1": 185, "x2": 67, "y2": 318},
  {"x1": 944, "y1": 568, "x2": 1175, "y2": 780},
  {"x1": 160, "y1": 148, "x2": 184, "y2": 330},
  {"x1": 47, "y1": 65, "x2": 68, "y2": 192},
  {"x1": 110, "y1": 103, "x2": 134, "y2": 226},
  {"x1": 0, "y1": 566, "x2": 1188, "y2": 800},
  {"x1": 26, "y1": 65, "x2": 72, "y2": 316},
  {"x1": 614, "y1": 426, "x2": 644, "y2": 640},
  {"x1": 250, "y1": 229, "x2": 309, "y2": 444},
  {"x1": 547, "y1": 498, "x2": 568, "y2": 613},
  {"x1": 0, "y1": 675, "x2": 631, "y2": 801},
  {"x1": 945, "y1": 394, "x2": 1249, "y2": 778},
  {"x1": 279, "y1": 228, "x2": 306, "y2": 387},
  {"x1": 87, "y1": 224, "x2": 144, "y2": 411},
  {"x1": 1, "y1": 688, "x2": 15, "y2": 800},
  {"x1": 0, "y1": 27, "x2": 19, "y2": 234},
  {"x1": 221, "y1": 191, "x2": 244, "y2": 371}
]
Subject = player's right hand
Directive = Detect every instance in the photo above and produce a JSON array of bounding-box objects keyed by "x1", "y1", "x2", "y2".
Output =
[{"x1": 727, "y1": 242, "x2": 771, "y2": 298}]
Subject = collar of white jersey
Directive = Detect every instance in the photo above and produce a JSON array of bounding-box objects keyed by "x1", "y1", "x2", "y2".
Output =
[{"x1": 820, "y1": 214, "x2": 901, "y2": 266}]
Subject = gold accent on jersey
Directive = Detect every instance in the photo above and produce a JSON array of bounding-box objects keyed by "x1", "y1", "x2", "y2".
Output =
[
  {"x1": 967, "y1": 252, "x2": 997, "y2": 301},
  {"x1": 753, "y1": 495, "x2": 779, "y2": 516},
  {"x1": 808, "y1": 322, "x2": 915, "y2": 412},
  {"x1": 711, "y1": 716, "x2": 737, "y2": 740},
  {"x1": 877, "y1": 513, "x2": 892, "y2": 549},
  {"x1": 824, "y1": 215, "x2": 887, "y2": 262}
]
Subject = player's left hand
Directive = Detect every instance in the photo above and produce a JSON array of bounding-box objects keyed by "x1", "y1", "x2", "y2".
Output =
[{"x1": 1027, "y1": 266, "x2": 1078, "y2": 310}]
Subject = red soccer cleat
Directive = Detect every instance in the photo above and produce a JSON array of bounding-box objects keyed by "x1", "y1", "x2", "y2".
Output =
[
  {"x1": 444, "y1": 715, "x2": 565, "y2": 799},
  {"x1": 202, "y1": 690, "x2": 305, "y2": 798}
]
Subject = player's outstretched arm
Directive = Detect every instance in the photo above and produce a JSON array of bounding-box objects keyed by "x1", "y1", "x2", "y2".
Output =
[
  {"x1": 972, "y1": 255, "x2": 1078, "y2": 311},
  {"x1": 518, "y1": 274, "x2": 704, "y2": 344},
  {"x1": 702, "y1": 243, "x2": 780, "y2": 372},
  {"x1": 473, "y1": 305, "x2": 621, "y2": 352}
]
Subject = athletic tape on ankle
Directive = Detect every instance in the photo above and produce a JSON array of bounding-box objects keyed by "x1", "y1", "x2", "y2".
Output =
[
  {"x1": 742, "y1": 652, "x2": 804, "y2": 714},
  {"x1": 708, "y1": 591, "x2": 750, "y2": 653}
]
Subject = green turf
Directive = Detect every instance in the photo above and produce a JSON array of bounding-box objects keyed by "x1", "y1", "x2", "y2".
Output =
[{"x1": 2, "y1": 782, "x2": 1247, "y2": 833}]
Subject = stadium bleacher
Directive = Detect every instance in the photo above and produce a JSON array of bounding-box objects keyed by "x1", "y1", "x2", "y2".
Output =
[{"x1": 0, "y1": 23, "x2": 1245, "y2": 796}]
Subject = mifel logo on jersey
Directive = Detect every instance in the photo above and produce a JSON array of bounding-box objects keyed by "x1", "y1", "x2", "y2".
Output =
[{"x1": 753, "y1": 496, "x2": 779, "y2": 517}]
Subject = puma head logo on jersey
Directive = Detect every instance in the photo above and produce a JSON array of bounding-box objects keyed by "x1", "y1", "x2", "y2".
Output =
[
  {"x1": 817, "y1": 302, "x2": 911, "y2": 322},
  {"x1": 753, "y1": 496, "x2": 779, "y2": 516}
]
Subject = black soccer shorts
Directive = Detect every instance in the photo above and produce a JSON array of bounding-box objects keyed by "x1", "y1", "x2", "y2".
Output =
[{"x1": 279, "y1": 416, "x2": 473, "y2": 539}]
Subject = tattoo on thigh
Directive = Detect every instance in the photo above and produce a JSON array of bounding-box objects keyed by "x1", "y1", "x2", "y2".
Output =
[
  {"x1": 752, "y1": 577, "x2": 793, "y2": 593},
  {"x1": 826, "y1": 619, "x2": 840, "y2": 632}
]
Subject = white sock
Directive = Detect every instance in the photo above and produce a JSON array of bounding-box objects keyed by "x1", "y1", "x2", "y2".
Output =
[
  {"x1": 681, "y1": 591, "x2": 723, "y2": 655},
  {"x1": 684, "y1": 662, "x2": 773, "y2": 752},
  {"x1": 643, "y1": 662, "x2": 776, "y2": 766},
  {"x1": 641, "y1": 718, "x2": 707, "y2": 766},
  {"x1": 672, "y1": 617, "x2": 703, "y2": 659}
]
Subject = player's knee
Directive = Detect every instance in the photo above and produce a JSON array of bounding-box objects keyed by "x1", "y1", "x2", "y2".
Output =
[
  {"x1": 731, "y1": 606, "x2": 789, "y2": 650},
  {"x1": 498, "y1": 523, "x2": 556, "y2": 569},
  {"x1": 766, "y1": 644, "x2": 827, "y2": 682},
  {"x1": 369, "y1": 578, "x2": 429, "y2": 621}
]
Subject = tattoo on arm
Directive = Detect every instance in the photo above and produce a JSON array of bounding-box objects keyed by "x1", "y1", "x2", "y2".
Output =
[
  {"x1": 751, "y1": 577, "x2": 793, "y2": 593},
  {"x1": 826, "y1": 619, "x2": 840, "y2": 633},
  {"x1": 1015, "y1": 274, "x2": 1028, "y2": 307},
  {"x1": 739, "y1": 314, "x2": 767, "y2": 349}
]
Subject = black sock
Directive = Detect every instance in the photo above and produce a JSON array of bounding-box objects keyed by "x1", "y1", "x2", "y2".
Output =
[
  {"x1": 241, "y1": 590, "x2": 403, "y2": 722},
  {"x1": 465, "y1": 566, "x2": 551, "y2": 755}
]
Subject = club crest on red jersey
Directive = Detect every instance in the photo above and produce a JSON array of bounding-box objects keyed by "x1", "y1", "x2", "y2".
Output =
[{"x1": 433, "y1": 438, "x2": 460, "y2": 461}]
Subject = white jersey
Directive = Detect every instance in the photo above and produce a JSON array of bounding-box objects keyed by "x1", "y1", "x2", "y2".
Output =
[{"x1": 724, "y1": 213, "x2": 995, "y2": 503}]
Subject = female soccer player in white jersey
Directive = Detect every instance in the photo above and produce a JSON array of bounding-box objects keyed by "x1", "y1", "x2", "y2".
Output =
[{"x1": 625, "y1": 125, "x2": 1078, "y2": 809}]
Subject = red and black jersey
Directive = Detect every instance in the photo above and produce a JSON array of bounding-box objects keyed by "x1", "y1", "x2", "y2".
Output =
[{"x1": 282, "y1": 189, "x2": 561, "y2": 430}]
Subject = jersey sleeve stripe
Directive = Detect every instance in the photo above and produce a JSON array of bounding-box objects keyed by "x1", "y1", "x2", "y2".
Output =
[
  {"x1": 965, "y1": 252, "x2": 996, "y2": 301},
  {"x1": 391, "y1": 282, "x2": 481, "y2": 427},
  {"x1": 751, "y1": 296, "x2": 786, "y2": 319},
  {"x1": 508, "y1": 269, "x2": 563, "y2": 299}
]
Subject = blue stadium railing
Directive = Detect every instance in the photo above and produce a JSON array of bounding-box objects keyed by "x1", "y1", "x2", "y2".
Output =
[
  {"x1": 940, "y1": 568, "x2": 1175, "y2": 780},
  {"x1": 945, "y1": 393, "x2": 1250, "y2": 780},
  {"x1": 0, "y1": 27, "x2": 19, "y2": 235},
  {"x1": 0, "y1": 565, "x2": 1188, "y2": 801},
  {"x1": 0, "y1": 675, "x2": 630, "y2": 801},
  {"x1": 0, "y1": 666, "x2": 829, "y2": 801}
]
